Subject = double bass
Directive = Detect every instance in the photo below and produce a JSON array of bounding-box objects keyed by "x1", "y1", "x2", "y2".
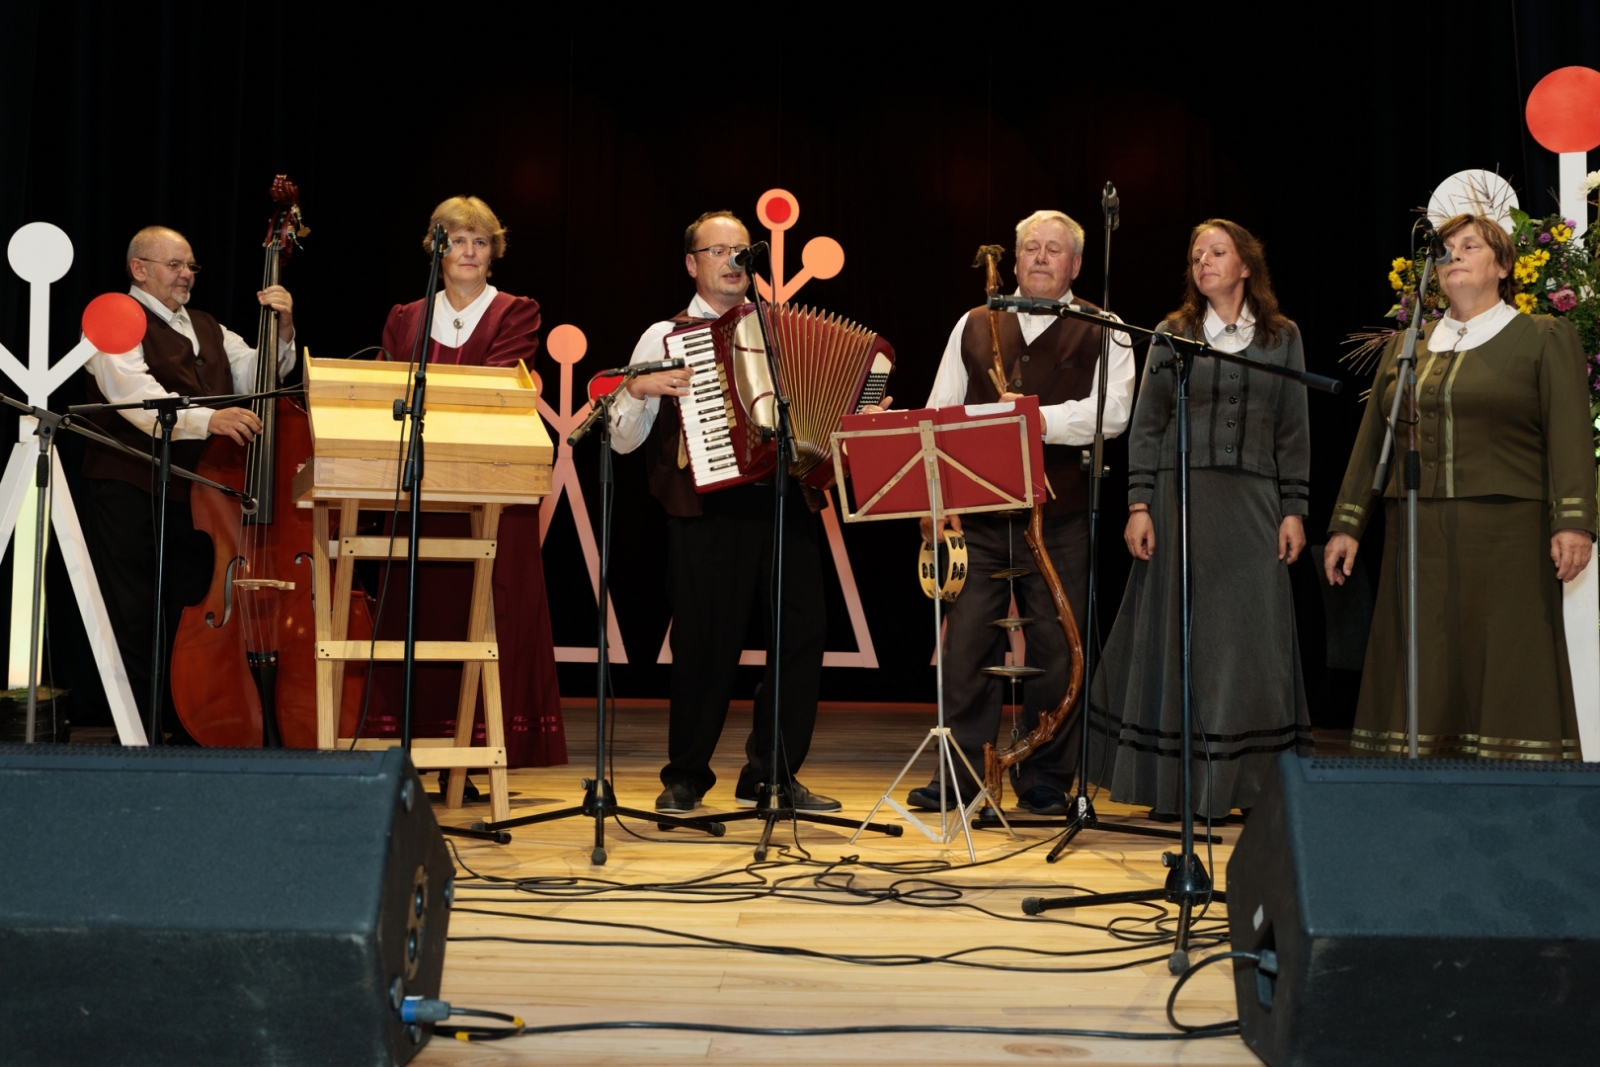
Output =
[{"x1": 170, "y1": 176, "x2": 371, "y2": 748}]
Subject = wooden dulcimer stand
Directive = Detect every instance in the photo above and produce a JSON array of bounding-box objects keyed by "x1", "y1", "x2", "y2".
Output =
[
  {"x1": 293, "y1": 357, "x2": 553, "y2": 824},
  {"x1": 832, "y1": 398, "x2": 1047, "y2": 860}
]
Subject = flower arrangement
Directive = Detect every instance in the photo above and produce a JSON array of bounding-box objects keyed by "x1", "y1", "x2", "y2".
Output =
[{"x1": 1349, "y1": 172, "x2": 1600, "y2": 450}]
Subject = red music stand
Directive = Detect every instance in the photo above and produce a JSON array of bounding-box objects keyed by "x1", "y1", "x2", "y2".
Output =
[{"x1": 830, "y1": 398, "x2": 1046, "y2": 857}]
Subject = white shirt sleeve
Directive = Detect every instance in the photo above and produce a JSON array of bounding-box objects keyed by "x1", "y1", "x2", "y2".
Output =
[
  {"x1": 607, "y1": 322, "x2": 677, "y2": 455},
  {"x1": 87, "y1": 328, "x2": 298, "y2": 442},
  {"x1": 222, "y1": 326, "x2": 298, "y2": 395},
  {"x1": 924, "y1": 313, "x2": 972, "y2": 408},
  {"x1": 1039, "y1": 320, "x2": 1137, "y2": 446},
  {"x1": 87, "y1": 343, "x2": 213, "y2": 440}
]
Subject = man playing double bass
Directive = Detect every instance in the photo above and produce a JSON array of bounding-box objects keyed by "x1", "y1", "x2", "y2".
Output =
[
  {"x1": 912, "y1": 210, "x2": 1136, "y2": 814},
  {"x1": 81, "y1": 225, "x2": 297, "y2": 744}
]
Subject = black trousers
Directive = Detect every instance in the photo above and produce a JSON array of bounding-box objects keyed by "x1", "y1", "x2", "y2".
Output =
[
  {"x1": 81, "y1": 477, "x2": 213, "y2": 743},
  {"x1": 661, "y1": 482, "x2": 825, "y2": 797},
  {"x1": 937, "y1": 510, "x2": 1089, "y2": 796}
]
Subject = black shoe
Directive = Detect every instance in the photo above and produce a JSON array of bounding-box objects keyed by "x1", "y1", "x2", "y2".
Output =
[
  {"x1": 736, "y1": 780, "x2": 842, "y2": 812},
  {"x1": 1015, "y1": 786, "x2": 1070, "y2": 816},
  {"x1": 436, "y1": 770, "x2": 482, "y2": 802},
  {"x1": 655, "y1": 781, "x2": 700, "y2": 814},
  {"x1": 906, "y1": 782, "x2": 975, "y2": 811},
  {"x1": 1146, "y1": 809, "x2": 1180, "y2": 823}
]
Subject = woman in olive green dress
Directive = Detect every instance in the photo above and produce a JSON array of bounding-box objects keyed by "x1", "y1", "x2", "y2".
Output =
[{"x1": 1325, "y1": 213, "x2": 1596, "y2": 759}]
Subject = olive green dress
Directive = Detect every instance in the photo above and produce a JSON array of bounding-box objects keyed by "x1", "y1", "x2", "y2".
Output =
[{"x1": 1329, "y1": 312, "x2": 1597, "y2": 759}]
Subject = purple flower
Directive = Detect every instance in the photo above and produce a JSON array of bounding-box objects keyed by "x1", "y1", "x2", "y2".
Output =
[
  {"x1": 1396, "y1": 306, "x2": 1409, "y2": 323},
  {"x1": 1539, "y1": 232, "x2": 1553, "y2": 243},
  {"x1": 1567, "y1": 219, "x2": 1579, "y2": 228},
  {"x1": 1552, "y1": 287, "x2": 1579, "y2": 312}
]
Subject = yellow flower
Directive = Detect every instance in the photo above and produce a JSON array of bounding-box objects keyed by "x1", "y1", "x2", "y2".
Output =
[
  {"x1": 1515, "y1": 292, "x2": 1539, "y2": 314},
  {"x1": 1551, "y1": 224, "x2": 1573, "y2": 243},
  {"x1": 1391, "y1": 257, "x2": 1411, "y2": 272},
  {"x1": 1388, "y1": 270, "x2": 1405, "y2": 291},
  {"x1": 1534, "y1": 249, "x2": 1551, "y2": 266}
]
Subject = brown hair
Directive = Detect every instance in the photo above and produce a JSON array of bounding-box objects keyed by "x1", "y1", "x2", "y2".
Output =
[
  {"x1": 1170, "y1": 219, "x2": 1290, "y2": 348},
  {"x1": 1435, "y1": 213, "x2": 1518, "y2": 304},
  {"x1": 683, "y1": 210, "x2": 746, "y2": 253},
  {"x1": 422, "y1": 196, "x2": 507, "y2": 259}
]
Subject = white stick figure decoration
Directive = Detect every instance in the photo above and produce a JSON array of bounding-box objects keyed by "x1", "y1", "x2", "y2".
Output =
[
  {"x1": 536, "y1": 323, "x2": 628, "y2": 664},
  {"x1": 1, "y1": 222, "x2": 146, "y2": 743},
  {"x1": 656, "y1": 187, "x2": 878, "y2": 668}
]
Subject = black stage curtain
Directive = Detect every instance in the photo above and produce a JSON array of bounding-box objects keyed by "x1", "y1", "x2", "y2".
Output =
[{"x1": 1, "y1": 3, "x2": 1596, "y2": 728}]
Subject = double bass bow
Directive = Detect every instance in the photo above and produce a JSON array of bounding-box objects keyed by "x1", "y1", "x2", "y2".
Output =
[{"x1": 169, "y1": 175, "x2": 372, "y2": 748}]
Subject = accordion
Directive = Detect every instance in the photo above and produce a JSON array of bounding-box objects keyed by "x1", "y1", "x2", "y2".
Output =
[{"x1": 665, "y1": 303, "x2": 894, "y2": 492}]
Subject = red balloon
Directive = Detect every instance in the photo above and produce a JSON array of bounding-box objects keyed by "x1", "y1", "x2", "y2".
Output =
[
  {"x1": 81, "y1": 292, "x2": 147, "y2": 354},
  {"x1": 587, "y1": 371, "x2": 626, "y2": 403},
  {"x1": 1526, "y1": 66, "x2": 1600, "y2": 153}
]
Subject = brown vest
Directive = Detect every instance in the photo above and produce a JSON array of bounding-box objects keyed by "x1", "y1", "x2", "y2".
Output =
[
  {"x1": 959, "y1": 301, "x2": 1102, "y2": 517},
  {"x1": 81, "y1": 303, "x2": 235, "y2": 500}
]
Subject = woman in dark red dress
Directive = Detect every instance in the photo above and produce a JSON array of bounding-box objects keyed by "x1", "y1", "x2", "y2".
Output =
[{"x1": 370, "y1": 196, "x2": 566, "y2": 776}]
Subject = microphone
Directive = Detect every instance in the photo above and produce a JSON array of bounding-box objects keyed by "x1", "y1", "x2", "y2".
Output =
[
  {"x1": 1021, "y1": 897, "x2": 1044, "y2": 916},
  {"x1": 598, "y1": 357, "x2": 687, "y2": 377},
  {"x1": 728, "y1": 241, "x2": 770, "y2": 275},
  {"x1": 1102, "y1": 181, "x2": 1120, "y2": 230},
  {"x1": 432, "y1": 223, "x2": 449, "y2": 255},
  {"x1": 1426, "y1": 227, "x2": 1453, "y2": 267}
]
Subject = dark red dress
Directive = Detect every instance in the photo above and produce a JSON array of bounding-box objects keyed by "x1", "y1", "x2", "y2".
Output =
[{"x1": 365, "y1": 292, "x2": 566, "y2": 767}]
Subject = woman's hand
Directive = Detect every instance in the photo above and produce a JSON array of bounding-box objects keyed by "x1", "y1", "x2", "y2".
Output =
[
  {"x1": 1552, "y1": 530, "x2": 1594, "y2": 583},
  {"x1": 1125, "y1": 508, "x2": 1155, "y2": 560},
  {"x1": 859, "y1": 396, "x2": 893, "y2": 415},
  {"x1": 1278, "y1": 515, "x2": 1306, "y2": 564},
  {"x1": 1324, "y1": 534, "x2": 1359, "y2": 586}
]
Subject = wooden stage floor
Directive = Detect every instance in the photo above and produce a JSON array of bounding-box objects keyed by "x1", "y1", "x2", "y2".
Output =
[{"x1": 413, "y1": 700, "x2": 1290, "y2": 1066}]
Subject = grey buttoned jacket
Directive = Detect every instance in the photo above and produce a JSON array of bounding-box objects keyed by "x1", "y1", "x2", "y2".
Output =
[{"x1": 1124, "y1": 318, "x2": 1311, "y2": 517}]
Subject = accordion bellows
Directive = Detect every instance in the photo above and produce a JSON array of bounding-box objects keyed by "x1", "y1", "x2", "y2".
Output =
[{"x1": 664, "y1": 303, "x2": 894, "y2": 493}]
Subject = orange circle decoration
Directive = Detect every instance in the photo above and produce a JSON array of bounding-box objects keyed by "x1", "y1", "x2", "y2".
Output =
[
  {"x1": 757, "y1": 189, "x2": 800, "y2": 231},
  {"x1": 81, "y1": 292, "x2": 147, "y2": 354},
  {"x1": 587, "y1": 371, "x2": 625, "y2": 403},
  {"x1": 547, "y1": 323, "x2": 588, "y2": 365},
  {"x1": 801, "y1": 236, "x2": 845, "y2": 280},
  {"x1": 1526, "y1": 66, "x2": 1600, "y2": 153}
]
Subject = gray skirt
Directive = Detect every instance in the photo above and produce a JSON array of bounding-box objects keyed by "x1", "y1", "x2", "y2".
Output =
[{"x1": 1086, "y1": 467, "x2": 1312, "y2": 817}]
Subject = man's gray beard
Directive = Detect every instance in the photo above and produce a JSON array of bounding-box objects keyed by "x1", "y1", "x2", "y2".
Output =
[{"x1": 172, "y1": 288, "x2": 191, "y2": 305}]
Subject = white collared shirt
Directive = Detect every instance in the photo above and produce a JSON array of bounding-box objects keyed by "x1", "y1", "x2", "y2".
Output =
[
  {"x1": 1427, "y1": 300, "x2": 1518, "y2": 352},
  {"x1": 85, "y1": 286, "x2": 298, "y2": 440},
  {"x1": 1203, "y1": 302, "x2": 1256, "y2": 353},
  {"x1": 431, "y1": 285, "x2": 499, "y2": 350},
  {"x1": 609, "y1": 293, "x2": 721, "y2": 454},
  {"x1": 926, "y1": 289, "x2": 1137, "y2": 445}
]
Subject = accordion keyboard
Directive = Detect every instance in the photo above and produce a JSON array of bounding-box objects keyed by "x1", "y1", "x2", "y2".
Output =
[{"x1": 667, "y1": 325, "x2": 742, "y2": 488}]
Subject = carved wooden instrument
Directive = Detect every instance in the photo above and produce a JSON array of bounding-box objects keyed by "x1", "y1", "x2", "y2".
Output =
[{"x1": 973, "y1": 244, "x2": 1009, "y2": 396}]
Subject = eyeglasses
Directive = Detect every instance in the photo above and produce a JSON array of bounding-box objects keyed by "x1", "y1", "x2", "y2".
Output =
[
  {"x1": 687, "y1": 244, "x2": 750, "y2": 260},
  {"x1": 137, "y1": 258, "x2": 202, "y2": 274}
]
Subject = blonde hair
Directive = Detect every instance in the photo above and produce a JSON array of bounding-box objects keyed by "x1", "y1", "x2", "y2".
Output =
[
  {"x1": 1014, "y1": 210, "x2": 1084, "y2": 258},
  {"x1": 422, "y1": 196, "x2": 507, "y2": 259}
]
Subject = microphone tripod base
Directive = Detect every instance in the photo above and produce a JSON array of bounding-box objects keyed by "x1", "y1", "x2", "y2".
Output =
[
  {"x1": 478, "y1": 777, "x2": 728, "y2": 864},
  {"x1": 970, "y1": 797, "x2": 1216, "y2": 854}
]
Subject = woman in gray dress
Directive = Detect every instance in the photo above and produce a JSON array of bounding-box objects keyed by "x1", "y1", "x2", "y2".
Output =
[{"x1": 1087, "y1": 219, "x2": 1313, "y2": 820}]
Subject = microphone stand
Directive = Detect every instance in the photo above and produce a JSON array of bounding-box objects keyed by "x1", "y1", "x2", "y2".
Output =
[
  {"x1": 481, "y1": 371, "x2": 728, "y2": 860},
  {"x1": 388, "y1": 228, "x2": 503, "y2": 843},
  {"x1": 987, "y1": 295, "x2": 1341, "y2": 972},
  {"x1": 1371, "y1": 240, "x2": 1434, "y2": 760},
  {"x1": 54, "y1": 392, "x2": 258, "y2": 743},
  {"x1": 697, "y1": 245, "x2": 900, "y2": 860}
]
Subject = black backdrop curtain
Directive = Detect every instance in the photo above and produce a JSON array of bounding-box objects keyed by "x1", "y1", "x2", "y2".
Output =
[{"x1": 1, "y1": 2, "x2": 1596, "y2": 728}]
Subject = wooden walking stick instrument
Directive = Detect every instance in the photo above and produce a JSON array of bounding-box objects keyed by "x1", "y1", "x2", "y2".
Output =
[{"x1": 973, "y1": 244, "x2": 1010, "y2": 396}]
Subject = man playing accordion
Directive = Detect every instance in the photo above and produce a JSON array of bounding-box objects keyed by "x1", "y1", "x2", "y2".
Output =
[{"x1": 610, "y1": 210, "x2": 841, "y2": 816}]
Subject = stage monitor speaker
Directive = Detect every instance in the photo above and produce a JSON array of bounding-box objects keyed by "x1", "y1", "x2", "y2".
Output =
[
  {"x1": 0, "y1": 745, "x2": 454, "y2": 1067},
  {"x1": 1227, "y1": 752, "x2": 1600, "y2": 1066}
]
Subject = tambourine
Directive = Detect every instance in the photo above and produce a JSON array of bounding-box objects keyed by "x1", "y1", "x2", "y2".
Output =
[{"x1": 919, "y1": 530, "x2": 968, "y2": 601}]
